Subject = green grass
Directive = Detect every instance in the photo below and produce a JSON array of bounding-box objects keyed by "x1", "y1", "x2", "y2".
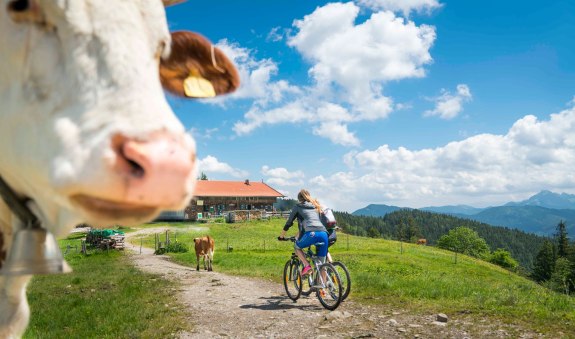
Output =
[
  {"x1": 24, "y1": 219, "x2": 575, "y2": 337},
  {"x1": 144, "y1": 218, "x2": 575, "y2": 335},
  {"x1": 24, "y1": 233, "x2": 190, "y2": 339}
]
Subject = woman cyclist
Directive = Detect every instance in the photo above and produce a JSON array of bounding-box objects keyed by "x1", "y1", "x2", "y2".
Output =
[{"x1": 278, "y1": 189, "x2": 328, "y2": 276}]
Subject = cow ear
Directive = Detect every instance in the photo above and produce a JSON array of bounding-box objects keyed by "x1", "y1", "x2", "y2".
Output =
[
  {"x1": 160, "y1": 31, "x2": 240, "y2": 98},
  {"x1": 162, "y1": 0, "x2": 187, "y2": 7}
]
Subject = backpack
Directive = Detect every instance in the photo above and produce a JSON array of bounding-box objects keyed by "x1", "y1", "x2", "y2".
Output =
[{"x1": 320, "y1": 208, "x2": 337, "y2": 229}]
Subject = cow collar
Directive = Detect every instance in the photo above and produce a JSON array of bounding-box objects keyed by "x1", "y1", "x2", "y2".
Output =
[{"x1": 0, "y1": 175, "x2": 41, "y2": 228}]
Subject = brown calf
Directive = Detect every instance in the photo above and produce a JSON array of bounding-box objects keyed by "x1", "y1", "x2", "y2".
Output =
[
  {"x1": 194, "y1": 236, "x2": 215, "y2": 271},
  {"x1": 417, "y1": 238, "x2": 427, "y2": 245}
]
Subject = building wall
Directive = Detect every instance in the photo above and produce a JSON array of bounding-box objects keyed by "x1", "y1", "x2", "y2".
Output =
[{"x1": 185, "y1": 196, "x2": 278, "y2": 220}]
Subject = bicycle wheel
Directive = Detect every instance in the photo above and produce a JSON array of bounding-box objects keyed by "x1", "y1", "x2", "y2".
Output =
[
  {"x1": 316, "y1": 263, "x2": 342, "y2": 310},
  {"x1": 332, "y1": 261, "x2": 351, "y2": 301},
  {"x1": 283, "y1": 259, "x2": 302, "y2": 301}
]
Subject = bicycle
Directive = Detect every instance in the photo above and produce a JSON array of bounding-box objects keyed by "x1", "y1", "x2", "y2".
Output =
[
  {"x1": 301, "y1": 249, "x2": 351, "y2": 301},
  {"x1": 279, "y1": 236, "x2": 343, "y2": 310}
]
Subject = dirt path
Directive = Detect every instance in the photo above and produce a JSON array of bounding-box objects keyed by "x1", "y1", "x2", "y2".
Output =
[{"x1": 124, "y1": 228, "x2": 541, "y2": 339}]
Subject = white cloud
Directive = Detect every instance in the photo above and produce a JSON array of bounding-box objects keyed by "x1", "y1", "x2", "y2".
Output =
[
  {"x1": 266, "y1": 26, "x2": 285, "y2": 42},
  {"x1": 305, "y1": 108, "x2": 575, "y2": 211},
  {"x1": 198, "y1": 155, "x2": 249, "y2": 179},
  {"x1": 233, "y1": 101, "x2": 314, "y2": 135},
  {"x1": 231, "y1": 2, "x2": 436, "y2": 145},
  {"x1": 356, "y1": 0, "x2": 443, "y2": 17},
  {"x1": 313, "y1": 122, "x2": 360, "y2": 147},
  {"x1": 215, "y1": 39, "x2": 301, "y2": 106},
  {"x1": 289, "y1": 3, "x2": 435, "y2": 90},
  {"x1": 261, "y1": 166, "x2": 305, "y2": 187},
  {"x1": 424, "y1": 84, "x2": 472, "y2": 120}
]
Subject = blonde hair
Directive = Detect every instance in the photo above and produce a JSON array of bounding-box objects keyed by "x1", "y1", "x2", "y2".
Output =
[{"x1": 297, "y1": 189, "x2": 322, "y2": 213}]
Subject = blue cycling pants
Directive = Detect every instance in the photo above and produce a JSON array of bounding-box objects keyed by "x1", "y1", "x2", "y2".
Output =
[{"x1": 295, "y1": 231, "x2": 329, "y2": 258}]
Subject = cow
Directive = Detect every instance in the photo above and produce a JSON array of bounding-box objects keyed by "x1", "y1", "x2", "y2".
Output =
[
  {"x1": 417, "y1": 238, "x2": 427, "y2": 245},
  {"x1": 0, "y1": 1, "x2": 239, "y2": 337},
  {"x1": 194, "y1": 236, "x2": 215, "y2": 271}
]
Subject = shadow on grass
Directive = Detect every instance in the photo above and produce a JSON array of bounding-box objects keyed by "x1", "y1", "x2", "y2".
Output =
[{"x1": 240, "y1": 295, "x2": 323, "y2": 311}]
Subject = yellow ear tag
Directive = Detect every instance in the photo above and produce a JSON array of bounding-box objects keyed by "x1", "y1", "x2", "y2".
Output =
[{"x1": 183, "y1": 75, "x2": 216, "y2": 98}]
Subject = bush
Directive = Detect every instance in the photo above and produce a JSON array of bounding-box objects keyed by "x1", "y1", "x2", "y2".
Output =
[
  {"x1": 489, "y1": 249, "x2": 518, "y2": 271},
  {"x1": 155, "y1": 242, "x2": 188, "y2": 255}
]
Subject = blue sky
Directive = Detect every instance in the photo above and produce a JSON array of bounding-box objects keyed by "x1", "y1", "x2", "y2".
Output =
[{"x1": 164, "y1": 0, "x2": 575, "y2": 212}]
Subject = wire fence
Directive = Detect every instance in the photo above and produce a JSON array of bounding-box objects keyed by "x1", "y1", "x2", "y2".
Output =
[{"x1": 129, "y1": 228, "x2": 353, "y2": 255}]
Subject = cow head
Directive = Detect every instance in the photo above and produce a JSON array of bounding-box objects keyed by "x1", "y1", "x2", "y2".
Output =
[{"x1": 0, "y1": 0, "x2": 239, "y2": 236}]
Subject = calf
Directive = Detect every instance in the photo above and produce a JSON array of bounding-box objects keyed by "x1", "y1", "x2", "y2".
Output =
[
  {"x1": 417, "y1": 238, "x2": 427, "y2": 245},
  {"x1": 194, "y1": 236, "x2": 215, "y2": 271},
  {"x1": 0, "y1": 1, "x2": 238, "y2": 337}
]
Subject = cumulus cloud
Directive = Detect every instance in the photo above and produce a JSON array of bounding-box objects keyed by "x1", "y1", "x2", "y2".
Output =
[
  {"x1": 313, "y1": 122, "x2": 360, "y2": 147},
  {"x1": 261, "y1": 166, "x2": 305, "y2": 187},
  {"x1": 198, "y1": 155, "x2": 249, "y2": 178},
  {"x1": 231, "y1": 2, "x2": 436, "y2": 145},
  {"x1": 289, "y1": 3, "x2": 435, "y2": 91},
  {"x1": 233, "y1": 101, "x2": 314, "y2": 135},
  {"x1": 306, "y1": 108, "x2": 575, "y2": 211},
  {"x1": 355, "y1": 0, "x2": 443, "y2": 17},
  {"x1": 424, "y1": 84, "x2": 472, "y2": 120}
]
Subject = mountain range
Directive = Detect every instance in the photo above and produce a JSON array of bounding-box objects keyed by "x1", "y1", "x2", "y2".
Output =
[{"x1": 352, "y1": 190, "x2": 575, "y2": 236}]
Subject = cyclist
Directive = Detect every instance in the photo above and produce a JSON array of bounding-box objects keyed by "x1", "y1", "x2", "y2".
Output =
[{"x1": 278, "y1": 189, "x2": 328, "y2": 276}]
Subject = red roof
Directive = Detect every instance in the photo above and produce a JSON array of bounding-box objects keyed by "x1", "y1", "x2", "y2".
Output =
[{"x1": 193, "y1": 180, "x2": 284, "y2": 197}]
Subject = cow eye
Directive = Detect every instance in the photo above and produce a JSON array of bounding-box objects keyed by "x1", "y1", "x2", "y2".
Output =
[
  {"x1": 8, "y1": 0, "x2": 29, "y2": 12},
  {"x1": 7, "y1": 0, "x2": 48, "y2": 27}
]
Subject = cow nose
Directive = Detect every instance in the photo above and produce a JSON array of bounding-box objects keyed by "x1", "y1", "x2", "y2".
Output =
[{"x1": 112, "y1": 132, "x2": 196, "y2": 207}]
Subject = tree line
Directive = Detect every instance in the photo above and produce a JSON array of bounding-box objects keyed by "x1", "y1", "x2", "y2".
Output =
[{"x1": 334, "y1": 209, "x2": 548, "y2": 270}]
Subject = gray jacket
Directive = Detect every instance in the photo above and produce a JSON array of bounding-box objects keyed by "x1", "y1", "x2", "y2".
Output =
[{"x1": 283, "y1": 202, "x2": 327, "y2": 233}]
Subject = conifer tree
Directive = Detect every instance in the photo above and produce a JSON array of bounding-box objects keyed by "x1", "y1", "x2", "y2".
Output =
[
  {"x1": 532, "y1": 240, "x2": 556, "y2": 282},
  {"x1": 554, "y1": 220, "x2": 570, "y2": 258}
]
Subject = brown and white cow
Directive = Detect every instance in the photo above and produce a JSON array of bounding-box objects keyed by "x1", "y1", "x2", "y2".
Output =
[
  {"x1": 417, "y1": 238, "x2": 427, "y2": 245},
  {"x1": 0, "y1": 1, "x2": 238, "y2": 337},
  {"x1": 194, "y1": 235, "x2": 215, "y2": 271}
]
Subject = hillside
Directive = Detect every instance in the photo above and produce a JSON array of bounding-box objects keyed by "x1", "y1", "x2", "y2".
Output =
[
  {"x1": 420, "y1": 205, "x2": 484, "y2": 215},
  {"x1": 336, "y1": 209, "x2": 547, "y2": 269},
  {"x1": 28, "y1": 220, "x2": 575, "y2": 338},
  {"x1": 467, "y1": 205, "x2": 575, "y2": 235},
  {"x1": 351, "y1": 190, "x2": 575, "y2": 235},
  {"x1": 153, "y1": 220, "x2": 572, "y2": 336},
  {"x1": 352, "y1": 204, "x2": 404, "y2": 216},
  {"x1": 505, "y1": 190, "x2": 575, "y2": 209}
]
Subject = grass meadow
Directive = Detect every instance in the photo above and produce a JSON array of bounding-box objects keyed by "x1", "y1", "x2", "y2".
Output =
[
  {"x1": 24, "y1": 232, "x2": 190, "y2": 339},
  {"x1": 25, "y1": 218, "x2": 575, "y2": 337}
]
